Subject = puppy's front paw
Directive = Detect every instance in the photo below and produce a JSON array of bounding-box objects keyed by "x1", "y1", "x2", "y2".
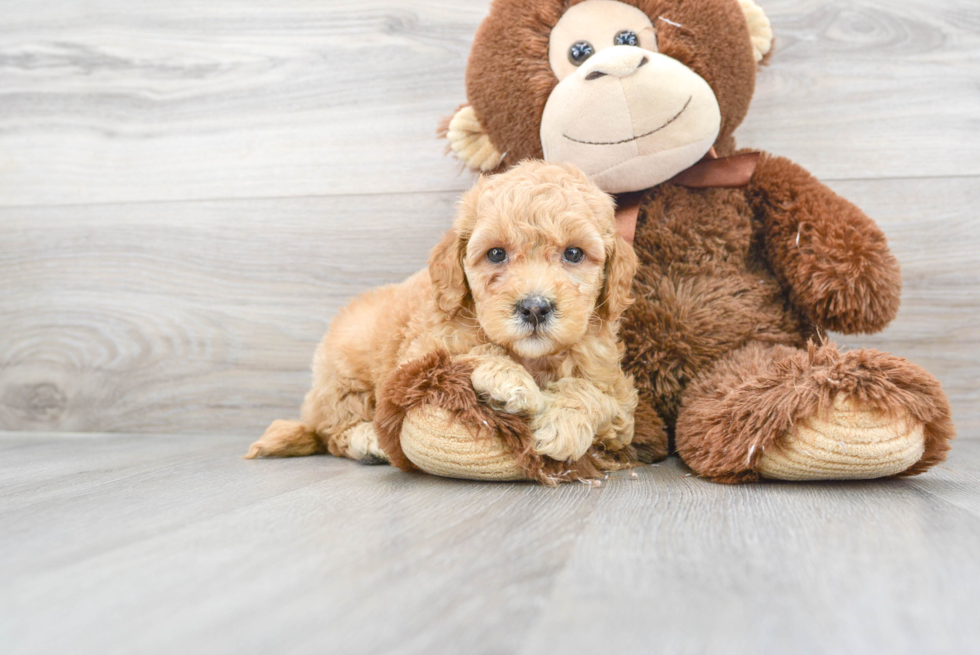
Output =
[
  {"x1": 471, "y1": 359, "x2": 544, "y2": 415},
  {"x1": 530, "y1": 407, "x2": 594, "y2": 462}
]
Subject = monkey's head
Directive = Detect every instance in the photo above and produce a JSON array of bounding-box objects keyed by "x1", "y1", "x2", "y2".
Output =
[{"x1": 445, "y1": 0, "x2": 773, "y2": 194}]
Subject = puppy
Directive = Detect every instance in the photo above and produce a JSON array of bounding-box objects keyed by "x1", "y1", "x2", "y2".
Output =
[{"x1": 247, "y1": 160, "x2": 638, "y2": 465}]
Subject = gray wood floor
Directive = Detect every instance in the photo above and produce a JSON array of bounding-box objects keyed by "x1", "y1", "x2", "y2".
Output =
[
  {"x1": 2, "y1": 432, "x2": 980, "y2": 655},
  {"x1": 2, "y1": 1, "x2": 979, "y2": 653}
]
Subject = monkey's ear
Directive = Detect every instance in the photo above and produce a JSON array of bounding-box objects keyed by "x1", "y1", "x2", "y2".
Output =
[
  {"x1": 738, "y1": 0, "x2": 774, "y2": 63},
  {"x1": 444, "y1": 105, "x2": 504, "y2": 172}
]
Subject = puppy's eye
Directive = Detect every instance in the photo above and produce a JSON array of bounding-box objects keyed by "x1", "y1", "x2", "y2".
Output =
[
  {"x1": 614, "y1": 30, "x2": 639, "y2": 46},
  {"x1": 563, "y1": 247, "x2": 585, "y2": 264},
  {"x1": 568, "y1": 41, "x2": 594, "y2": 66},
  {"x1": 486, "y1": 248, "x2": 507, "y2": 264}
]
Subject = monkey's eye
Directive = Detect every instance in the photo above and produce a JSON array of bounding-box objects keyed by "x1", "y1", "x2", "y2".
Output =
[
  {"x1": 563, "y1": 247, "x2": 585, "y2": 264},
  {"x1": 614, "y1": 30, "x2": 639, "y2": 46},
  {"x1": 568, "y1": 41, "x2": 594, "y2": 66},
  {"x1": 487, "y1": 248, "x2": 507, "y2": 264}
]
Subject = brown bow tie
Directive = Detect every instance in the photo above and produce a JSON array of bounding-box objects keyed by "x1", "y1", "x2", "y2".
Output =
[{"x1": 615, "y1": 149, "x2": 761, "y2": 244}]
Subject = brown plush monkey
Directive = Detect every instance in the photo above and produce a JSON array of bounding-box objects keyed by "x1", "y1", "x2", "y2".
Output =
[{"x1": 388, "y1": 0, "x2": 955, "y2": 483}]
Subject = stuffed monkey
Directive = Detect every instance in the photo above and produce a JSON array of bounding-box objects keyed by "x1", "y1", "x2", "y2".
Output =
[{"x1": 386, "y1": 0, "x2": 955, "y2": 483}]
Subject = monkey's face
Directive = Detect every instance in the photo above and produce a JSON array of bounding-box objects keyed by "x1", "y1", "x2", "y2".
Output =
[
  {"x1": 454, "y1": 0, "x2": 767, "y2": 194},
  {"x1": 541, "y1": 0, "x2": 721, "y2": 193}
]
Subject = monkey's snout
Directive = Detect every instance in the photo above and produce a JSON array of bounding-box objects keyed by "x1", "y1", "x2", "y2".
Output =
[{"x1": 582, "y1": 47, "x2": 649, "y2": 80}]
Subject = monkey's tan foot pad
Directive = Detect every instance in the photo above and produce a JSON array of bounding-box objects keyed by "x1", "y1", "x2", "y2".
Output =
[
  {"x1": 401, "y1": 406, "x2": 527, "y2": 481},
  {"x1": 757, "y1": 394, "x2": 925, "y2": 481}
]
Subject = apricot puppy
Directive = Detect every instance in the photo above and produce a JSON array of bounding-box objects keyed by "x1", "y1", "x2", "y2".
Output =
[{"x1": 247, "y1": 160, "x2": 638, "y2": 466}]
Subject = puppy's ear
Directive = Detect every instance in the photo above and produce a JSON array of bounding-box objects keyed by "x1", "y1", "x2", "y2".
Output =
[
  {"x1": 597, "y1": 234, "x2": 638, "y2": 324},
  {"x1": 428, "y1": 228, "x2": 469, "y2": 316}
]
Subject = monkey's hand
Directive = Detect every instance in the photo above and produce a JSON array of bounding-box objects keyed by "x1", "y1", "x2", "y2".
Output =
[{"x1": 748, "y1": 153, "x2": 901, "y2": 334}]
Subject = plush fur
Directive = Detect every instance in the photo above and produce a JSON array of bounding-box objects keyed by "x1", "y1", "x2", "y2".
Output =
[
  {"x1": 619, "y1": 152, "x2": 905, "y2": 427},
  {"x1": 433, "y1": 0, "x2": 955, "y2": 482},
  {"x1": 466, "y1": 0, "x2": 757, "y2": 170},
  {"x1": 247, "y1": 161, "x2": 641, "y2": 468}
]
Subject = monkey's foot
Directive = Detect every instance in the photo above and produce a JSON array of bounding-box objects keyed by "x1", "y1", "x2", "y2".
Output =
[
  {"x1": 756, "y1": 394, "x2": 925, "y2": 481},
  {"x1": 400, "y1": 406, "x2": 527, "y2": 481}
]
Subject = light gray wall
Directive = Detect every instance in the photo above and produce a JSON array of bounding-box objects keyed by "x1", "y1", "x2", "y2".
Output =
[{"x1": 1, "y1": 0, "x2": 978, "y2": 436}]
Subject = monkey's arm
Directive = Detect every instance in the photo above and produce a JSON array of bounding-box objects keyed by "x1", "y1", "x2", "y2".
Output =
[{"x1": 747, "y1": 153, "x2": 902, "y2": 334}]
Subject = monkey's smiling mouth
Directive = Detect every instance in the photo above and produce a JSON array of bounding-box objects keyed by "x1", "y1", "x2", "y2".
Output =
[{"x1": 563, "y1": 96, "x2": 693, "y2": 146}]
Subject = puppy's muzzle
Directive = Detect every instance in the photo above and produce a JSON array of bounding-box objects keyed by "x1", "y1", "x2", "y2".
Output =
[{"x1": 516, "y1": 296, "x2": 555, "y2": 328}]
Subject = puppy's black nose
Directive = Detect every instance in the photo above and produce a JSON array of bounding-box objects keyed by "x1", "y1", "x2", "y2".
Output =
[{"x1": 516, "y1": 296, "x2": 554, "y2": 326}]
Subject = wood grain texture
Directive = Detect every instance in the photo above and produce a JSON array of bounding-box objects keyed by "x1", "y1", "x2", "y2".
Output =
[
  {"x1": 521, "y1": 444, "x2": 980, "y2": 655},
  {"x1": 0, "y1": 0, "x2": 977, "y2": 438},
  {"x1": 740, "y1": 0, "x2": 980, "y2": 180},
  {"x1": 2, "y1": 177, "x2": 977, "y2": 436},
  {"x1": 1, "y1": 3, "x2": 977, "y2": 653},
  {"x1": 2, "y1": 432, "x2": 979, "y2": 654},
  {"x1": 0, "y1": 0, "x2": 485, "y2": 206},
  {"x1": 0, "y1": 0, "x2": 978, "y2": 207},
  {"x1": 0, "y1": 193, "x2": 457, "y2": 434}
]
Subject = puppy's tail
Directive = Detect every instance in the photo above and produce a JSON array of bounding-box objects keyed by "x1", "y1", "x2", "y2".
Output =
[{"x1": 245, "y1": 420, "x2": 323, "y2": 459}]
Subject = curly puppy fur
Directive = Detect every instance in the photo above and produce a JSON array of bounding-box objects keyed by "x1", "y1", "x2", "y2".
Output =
[{"x1": 247, "y1": 161, "x2": 638, "y2": 467}]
